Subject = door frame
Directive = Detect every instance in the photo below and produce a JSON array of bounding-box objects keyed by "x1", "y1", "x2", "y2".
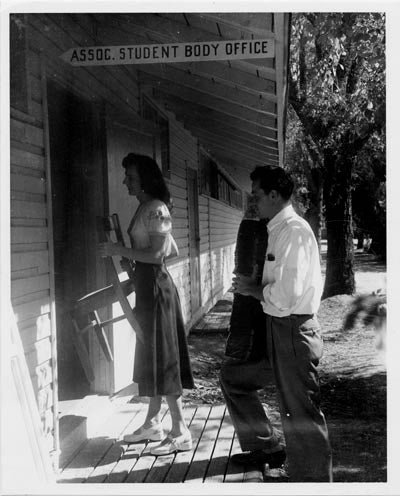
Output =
[
  {"x1": 41, "y1": 59, "x2": 60, "y2": 468},
  {"x1": 187, "y1": 165, "x2": 202, "y2": 320},
  {"x1": 102, "y1": 104, "x2": 160, "y2": 395}
]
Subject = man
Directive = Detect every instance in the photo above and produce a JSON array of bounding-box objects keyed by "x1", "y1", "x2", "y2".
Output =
[
  {"x1": 230, "y1": 165, "x2": 333, "y2": 482},
  {"x1": 219, "y1": 200, "x2": 287, "y2": 470}
]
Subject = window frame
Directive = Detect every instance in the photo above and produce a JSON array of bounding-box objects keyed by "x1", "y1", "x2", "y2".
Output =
[
  {"x1": 140, "y1": 94, "x2": 171, "y2": 179},
  {"x1": 199, "y1": 148, "x2": 243, "y2": 210}
]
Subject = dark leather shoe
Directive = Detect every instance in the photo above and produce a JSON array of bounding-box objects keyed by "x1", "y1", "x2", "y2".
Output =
[{"x1": 231, "y1": 449, "x2": 286, "y2": 468}]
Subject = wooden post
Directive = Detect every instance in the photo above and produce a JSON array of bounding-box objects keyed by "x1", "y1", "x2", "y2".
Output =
[
  {"x1": 5, "y1": 306, "x2": 56, "y2": 488},
  {"x1": 40, "y1": 54, "x2": 60, "y2": 470}
]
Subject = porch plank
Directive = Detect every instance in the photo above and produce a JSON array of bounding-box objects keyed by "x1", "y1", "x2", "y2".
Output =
[
  {"x1": 85, "y1": 441, "x2": 126, "y2": 483},
  {"x1": 58, "y1": 402, "x2": 143, "y2": 482},
  {"x1": 144, "y1": 406, "x2": 197, "y2": 483},
  {"x1": 58, "y1": 436, "x2": 116, "y2": 483},
  {"x1": 142, "y1": 453, "x2": 175, "y2": 483},
  {"x1": 104, "y1": 405, "x2": 169, "y2": 483},
  {"x1": 105, "y1": 444, "x2": 143, "y2": 483},
  {"x1": 84, "y1": 403, "x2": 146, "y2": 483},
  {"x1": 184, "y1": 404, "x2": 225, "y2": 483},
  {"x1": 124, "y1": 448, "x2": 158, "y2": 483},
  {"x1": 164, "y1": 405, "x2": 209, "y2": 483},
  {"x1": 204, "y1": 407, "x2": 234, "y2": 482},
  {"x1": 224, "y1": 434, "x2": 245, "y2": 483},
  {"x1": 56, "y1": 400, "x2": 266, "y2": 484}
]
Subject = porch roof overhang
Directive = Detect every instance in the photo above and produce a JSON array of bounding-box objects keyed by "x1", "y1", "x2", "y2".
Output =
[{"x1": 93, "y1": 12, "x2": 291, "y2": 192}]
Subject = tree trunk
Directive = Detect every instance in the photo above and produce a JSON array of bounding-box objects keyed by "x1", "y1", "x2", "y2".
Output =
[
  {"x1": 370, "y1": 223, "x2": 386, "y2": 261},
  {"x1": 305, "y1": 201, "x2": 322, "y2": 250},
  {"x1": 322, "y1": 155, "x2": 355, "y2": 298},
  {"x1": 356, "y1": 230, "x2": 364, "y2": 250},
  {"x1": 304, "y1": 168, "x2": 323, "y2": 251}
]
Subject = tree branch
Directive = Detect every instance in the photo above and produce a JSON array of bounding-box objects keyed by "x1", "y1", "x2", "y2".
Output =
[
  {"x1": 299, "y1": 28, "x2": 307, "y2": 95},
  {"x1": 305, "y1": 13, "x2": 317, "y2": 27},
  {"x1": 346, "y1": 56, "x2": 362, "y2": 95}
]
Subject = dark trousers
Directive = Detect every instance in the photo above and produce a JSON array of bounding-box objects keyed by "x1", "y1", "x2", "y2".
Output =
[
  {"x1": 266, "y1": 314, "x2": 333, "y2": 482},
  {"x1": 220, "y1": 314, "x2": 333, "y2": 482},
  {"x1": 220, "y1": 357, "x2": 281, "y2": 453},
  {"x1": 225, "y1": 293, "x2": 267, "y2": 361}
]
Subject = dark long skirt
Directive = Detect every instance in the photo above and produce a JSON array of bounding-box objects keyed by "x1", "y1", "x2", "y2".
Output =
[{"x1": 133, "y1": 261, "x2": 194, "y2": 396}]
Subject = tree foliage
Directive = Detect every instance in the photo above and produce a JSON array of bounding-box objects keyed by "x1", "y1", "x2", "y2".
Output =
[{"x1": 287, "y1": 12, "x2": 386, "y2": 297}]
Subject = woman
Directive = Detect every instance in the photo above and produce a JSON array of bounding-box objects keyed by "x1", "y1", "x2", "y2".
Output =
[{"x1": 98, "y1": 153, "x2": 194, "y2": 455}]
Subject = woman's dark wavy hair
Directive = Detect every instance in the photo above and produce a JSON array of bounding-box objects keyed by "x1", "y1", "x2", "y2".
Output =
[
  {"x1": 122, "y1": 153, "x2": 173, "y2": 212},
  {"x1": 250, "y1": 165, "x2": 294, "y2": 201}
]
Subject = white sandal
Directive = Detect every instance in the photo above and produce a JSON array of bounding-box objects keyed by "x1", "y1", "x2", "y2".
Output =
[
  {"x1": 150, "y1": 433, "x2": 192, "y2": 455},
  {"x1": 123, "y1": 424, "x2": 164, "y2": 443}
]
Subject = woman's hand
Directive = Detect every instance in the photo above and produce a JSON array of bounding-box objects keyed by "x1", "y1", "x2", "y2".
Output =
[{"x1": 97, "y1": 241, "x2": 122, "y2": 258}]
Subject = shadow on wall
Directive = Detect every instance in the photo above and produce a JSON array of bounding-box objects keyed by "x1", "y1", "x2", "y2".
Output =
[
  {"x1": 211, "y1": 245, "x2": 236, "y2": 298},
  {"x1": 200, "y1": 252, "x2": 212, "y2": 305}
]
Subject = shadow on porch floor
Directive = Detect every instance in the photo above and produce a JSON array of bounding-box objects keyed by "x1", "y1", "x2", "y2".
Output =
[{"x1": 56, "y1": 400, "x2": 287, "y2": 484}]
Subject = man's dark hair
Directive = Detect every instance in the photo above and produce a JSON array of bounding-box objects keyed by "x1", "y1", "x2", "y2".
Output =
[{"x1": 250, "y1": 165, "x2": 294, "y2": 201}]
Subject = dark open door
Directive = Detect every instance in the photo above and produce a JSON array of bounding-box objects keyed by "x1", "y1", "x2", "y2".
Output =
[
  {"x1": 104, "y1": 106, "x2": 159, "y2": 394},
  {"x1": 187, "y1": 167, "x2": 201, "y2": 318},
  {"x1": 47, "y1": 82, "x2": 106, "y2": 399}
]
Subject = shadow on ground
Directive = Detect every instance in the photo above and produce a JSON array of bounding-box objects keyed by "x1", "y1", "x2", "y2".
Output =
[
  {"x1": 354, "y1": 253, "x2": 386, "y2": 273},
  {"x1": 321, "y1": 373, "x2": 386, "y2": 482}
]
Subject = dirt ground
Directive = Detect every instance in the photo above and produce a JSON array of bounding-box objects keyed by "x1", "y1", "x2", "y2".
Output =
[{"x1": 185, "y1": 251, "x2": 387, "y2": 483}]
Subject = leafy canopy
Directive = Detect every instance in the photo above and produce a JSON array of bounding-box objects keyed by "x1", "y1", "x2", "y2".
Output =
[{"x1": 290, "y1": 12, "x2": 385, "y2": 153}]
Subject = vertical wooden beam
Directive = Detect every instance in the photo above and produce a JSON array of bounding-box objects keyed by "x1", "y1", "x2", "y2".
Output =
[
  {"x1": 274, "y1": 13, "x2": 290, "y2": 168},
  {"x1": 8, "y1": 308, "x2": 56, "y2": 485},
  {"x1": 40, "y1": 54, "x2": 60, "y2": 471},
  {"x1": 207, "y1": 196, "x2": 214, "y2": 305},
  {"x1": 1, "y1": 7, "x2": 11, "y2": 359}
]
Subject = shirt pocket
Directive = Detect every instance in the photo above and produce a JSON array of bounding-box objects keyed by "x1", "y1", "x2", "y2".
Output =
[{"x1": 263, "y1": 260, "x2": 276, "y2": 284}]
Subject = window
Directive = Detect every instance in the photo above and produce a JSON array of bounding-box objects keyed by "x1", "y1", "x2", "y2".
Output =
[
  {"x1": 200, "y1": 149, "x2": 243, "y2": 209},
  {"x1": 230, "y1": 188, "x2": 244, "y2": 209},
  {"x1": 200, "y1": 151, "x2": 218, "y2": 198},
  {"x1": 141, "y1": 96, "x2": 170, "y2": 178},
  {"x1": 10, "y1": 14, "x2": 29, "y2": 113}
]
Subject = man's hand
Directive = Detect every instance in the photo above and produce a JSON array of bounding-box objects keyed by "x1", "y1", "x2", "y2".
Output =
[{"x1": 232, "y1": 274, "x2": 263, "y2": 300}]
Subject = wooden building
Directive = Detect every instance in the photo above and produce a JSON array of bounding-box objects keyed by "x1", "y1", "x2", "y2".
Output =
[{"x1": 9, "y1": 12, "x2": 291, "y2": 470}]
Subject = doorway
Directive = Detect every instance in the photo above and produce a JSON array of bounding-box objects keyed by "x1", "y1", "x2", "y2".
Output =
[
  {"x1": 47, "y1": 82, "x2": 106, "y2": 400},
  {"x1": 104, "y1": 106, "x2": 158, "y2": 394}
]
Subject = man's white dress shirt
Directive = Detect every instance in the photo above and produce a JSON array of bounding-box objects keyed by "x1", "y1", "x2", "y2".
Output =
[{"x1": 261, "y1": 204, "x2": 323, "y2": 317}]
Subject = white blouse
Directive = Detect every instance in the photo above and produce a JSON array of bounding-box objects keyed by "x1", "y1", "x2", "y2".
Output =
[{"x1": 128, "y1": 199, "x2": 179, "y2": 258}]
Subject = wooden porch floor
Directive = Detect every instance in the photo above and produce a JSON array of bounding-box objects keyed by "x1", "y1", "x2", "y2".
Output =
[{"x1": 57, "y1": 401, "x2": 281, "y2": 484}]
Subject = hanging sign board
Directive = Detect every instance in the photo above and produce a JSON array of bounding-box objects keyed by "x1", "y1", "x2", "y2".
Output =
[{"x1": 60, "y1": 38, "x2": 275, "y2": 66}]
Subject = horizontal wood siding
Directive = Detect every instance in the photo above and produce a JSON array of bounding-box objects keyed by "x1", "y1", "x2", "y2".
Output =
[
  {"x1": 166, "y1": 112, "x2": 197, "y2": 325},
  {"x1": 10, "y1": 94, "x2": 55, "y2": 449},
  {"x1": 209, "y1": 199, "x2": 243, "y2": 298},
  {"x1": 198, "y1": 196, "x2": 213, "y2": 308}
]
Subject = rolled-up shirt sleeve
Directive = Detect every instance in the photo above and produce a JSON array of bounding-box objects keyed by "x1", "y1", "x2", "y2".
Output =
[
  {"x1": 146, "y1": 204, "x2": 172, "y2": 236},
  {"x1": 145, "y1": 201, "x2": 179, "y2": 257}
]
